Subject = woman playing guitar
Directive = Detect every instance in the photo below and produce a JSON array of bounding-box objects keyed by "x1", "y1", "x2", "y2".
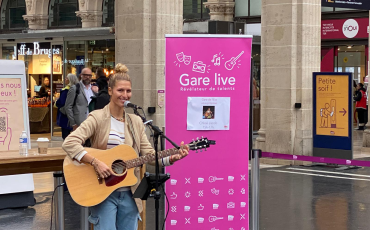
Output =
[{"x1": 62, "y1": 63, "x2": 189, "y2": 230}]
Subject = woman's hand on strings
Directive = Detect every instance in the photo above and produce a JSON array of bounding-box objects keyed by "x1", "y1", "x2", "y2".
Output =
[
  {"x1": 170, "y1": 141, "x2": 189, "y2": 164},
  {"x1": 93, "y1": 159, "x2": 115, "y2": 179}
]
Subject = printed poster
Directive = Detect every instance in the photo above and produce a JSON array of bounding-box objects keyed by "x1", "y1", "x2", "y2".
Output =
[
  {"x1": 187, "y1": 97, "x2": 231, "y2": 130},
  {"x1": 0, "y1": 78, "x2": 24, "y2": 151},
  {"x1": 316, "y1": 75, "x2": 349, "y2": 137}
]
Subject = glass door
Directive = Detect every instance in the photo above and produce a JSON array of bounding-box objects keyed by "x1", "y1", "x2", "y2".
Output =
[
  {"x1": 336, "y1": 45, "x2": 366, "y2": 84},
  {"x1": 51, "y1": 43, "x2": 64, "y2": 140}
]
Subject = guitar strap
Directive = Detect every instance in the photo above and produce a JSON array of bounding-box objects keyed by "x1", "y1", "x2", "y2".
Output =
[{"x1": 126, "y1": 114, "x2": 141, "y2": 157}]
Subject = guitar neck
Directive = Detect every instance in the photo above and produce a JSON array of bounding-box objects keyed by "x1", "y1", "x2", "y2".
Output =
[{"x1": 125, "y1": 147, "x2": 182, "y2": 169}]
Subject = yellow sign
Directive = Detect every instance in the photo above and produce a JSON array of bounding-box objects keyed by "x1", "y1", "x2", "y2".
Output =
[
  {"x1": 316, "y1": 75, "x2": 349, "y2": 137},
  {"x1": 343, "y1": 57, "x2": 348, "y2": 63}
]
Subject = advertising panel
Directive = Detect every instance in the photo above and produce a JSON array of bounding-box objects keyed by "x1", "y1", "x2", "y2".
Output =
[
  {"x1": 322, "y1": 18, "x2": 369, "y2": 40},
  {"x1": 313, "y1": 72, "x2": 353, "y2": 160}
]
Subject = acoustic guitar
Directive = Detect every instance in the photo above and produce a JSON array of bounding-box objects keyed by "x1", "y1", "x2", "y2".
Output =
[{"x1": 63, "y1": 137, "x2": 216, "y2": 207}]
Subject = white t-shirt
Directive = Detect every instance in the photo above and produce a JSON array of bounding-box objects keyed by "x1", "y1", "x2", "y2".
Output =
[
  {"x1": 108, "y1": 117, "x2": 130, "y2": 191},
  {"x1": 107, "y1": 117, "x2": 125, "y2": 149}
]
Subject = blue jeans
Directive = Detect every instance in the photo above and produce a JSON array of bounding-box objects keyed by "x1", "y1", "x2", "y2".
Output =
[{"x1": 88, "y1": 190, "x2": 140, "y2": 230}]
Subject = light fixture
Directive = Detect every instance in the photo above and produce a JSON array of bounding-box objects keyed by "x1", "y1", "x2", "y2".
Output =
[
  {"x1": 106, "y1": 48, "x2": 109, "y2": 51},
  {"x1": 338, "y1": 48, "x2": 340, "y2": 51},
  {"x1": 347, "y1": 45, "x2": 352, "y2": 49}
]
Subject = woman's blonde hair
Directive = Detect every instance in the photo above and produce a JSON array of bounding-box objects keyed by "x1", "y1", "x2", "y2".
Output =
[{"x1": 108, "y1": 63, "x2": 131, "y2": 88}]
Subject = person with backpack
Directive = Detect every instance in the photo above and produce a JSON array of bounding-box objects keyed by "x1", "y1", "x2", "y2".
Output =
[
  {"x1": 64, "y1": 68, "x2": 98, "y2": 132},
  {"x1": 89, "y1": 68, "x2": 111, "y2": 112},
  {"x1": 56, "y1": 74, "x2": 79, "y2": 139}
]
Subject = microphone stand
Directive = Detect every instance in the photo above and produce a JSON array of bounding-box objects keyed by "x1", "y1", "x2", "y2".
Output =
[{"x1": 131, "y1": 107, "x2": 179, "y2": 230}]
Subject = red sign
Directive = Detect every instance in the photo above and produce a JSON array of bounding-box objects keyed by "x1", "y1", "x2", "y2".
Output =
[{"x1": 322, "y1": 18, "x2": 369, "y2": 40}]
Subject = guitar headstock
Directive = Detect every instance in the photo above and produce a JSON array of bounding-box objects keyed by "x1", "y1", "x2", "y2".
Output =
[{"x1": 188, "y1": 137, "x2": 216, "y2": 153}]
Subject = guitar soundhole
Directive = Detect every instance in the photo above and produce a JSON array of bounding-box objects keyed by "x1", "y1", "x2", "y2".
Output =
[{"x1": 112, "y1": 160, "x2": 126, "y2": 175}]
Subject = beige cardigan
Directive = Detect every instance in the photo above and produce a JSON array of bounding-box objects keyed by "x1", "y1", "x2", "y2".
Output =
[{"x1": 62, "y1": 104, "x2": 157, "y2": 213}]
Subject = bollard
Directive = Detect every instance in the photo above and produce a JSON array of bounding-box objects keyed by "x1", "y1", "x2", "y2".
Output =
[
  {"x1": 251, "y1": 149, "x2": 261, "y2": 230},
  {"x1": 53, "y1": 171, "x2": 64, "y2": 230},
  {"x1": 81, "y1": 207, "x2": 90, "y2": 230}
]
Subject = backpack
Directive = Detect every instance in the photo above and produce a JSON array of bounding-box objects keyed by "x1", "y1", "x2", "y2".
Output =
[
  {"x1": 88, "y1": 90, "x2": 110, "y2": 112},
  {"x1": 88, "y1": 96, "x2": 97, "y2": 113},
  {"x1": 73, "y1": 83, "x2": 81, "y2": 106}
]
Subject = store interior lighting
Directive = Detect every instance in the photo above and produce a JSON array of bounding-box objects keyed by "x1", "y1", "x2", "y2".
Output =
[{"x1": 103, "y1": 69, "x2": 114, "y2": 76}]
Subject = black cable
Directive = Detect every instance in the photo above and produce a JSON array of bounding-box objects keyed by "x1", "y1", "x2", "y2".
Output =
[
  {"x1": 161, "y1": 185, "x2": 170, "y2": 230},
  {"x1": 140, "y1": 107, "x2": 147, "y2": 121},
  {"x1": 50, "y1": 183, "x2": 65, "y2": 230}
]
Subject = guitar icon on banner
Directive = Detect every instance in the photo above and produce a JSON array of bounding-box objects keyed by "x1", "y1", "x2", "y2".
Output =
[{"x1": 225, "y1": 51, "x2": 244, "y2": 71}]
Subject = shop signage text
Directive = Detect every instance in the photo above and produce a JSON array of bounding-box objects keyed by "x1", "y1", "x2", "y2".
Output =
[
  {"x1": 64, "y1": 59, "x2": 89, "y2": 66},
  {"x1": 18, "y1": 42, "x2": 60, "y2": 58},
  {"x1": 322, "y1": 0, "x2": 370, "y2": 10},
  {"x1": 322, "y1": 18, "x2": 369, "y2": 40}
]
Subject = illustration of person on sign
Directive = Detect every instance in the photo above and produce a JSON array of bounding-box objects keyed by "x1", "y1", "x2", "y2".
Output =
[
  {"x1": 0, "y1": 107, "x2": 12, "y2": 150},
  {"x1": 320, "y1": 103, "x2": 334, "y2": 128}
]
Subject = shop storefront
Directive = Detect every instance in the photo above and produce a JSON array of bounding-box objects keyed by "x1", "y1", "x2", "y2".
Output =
[
  {"x1": 0, "y1": 29, "x2": 115, "y2": 140},
  {"x1": 321, "y1": 18, "x2": 369, "y2": 82},
  {"x1": 321, "y1": 17, "x2": 369, "y2": 126}
]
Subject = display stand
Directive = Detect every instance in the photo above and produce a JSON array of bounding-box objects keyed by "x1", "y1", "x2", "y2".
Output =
[{"x1": 0, "y1": 60, "x2": 34, "y2": 209}]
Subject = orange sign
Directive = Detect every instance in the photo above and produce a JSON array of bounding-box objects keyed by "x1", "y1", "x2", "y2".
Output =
[{"x1": 316, "y1": 75, "x2": 349, "y2": 137}]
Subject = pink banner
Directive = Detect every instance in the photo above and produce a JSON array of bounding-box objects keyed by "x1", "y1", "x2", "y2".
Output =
[{"x1": 165, "y1": 35, "x2": 252, "y2": 230}]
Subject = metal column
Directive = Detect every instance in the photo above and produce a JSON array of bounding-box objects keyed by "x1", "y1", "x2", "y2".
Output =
[
  {"x1": 81, "y1": 207, "x2": 90, "y2": 230},
  {"x1": 53, "y1": 171, "x2": 64, "y2": 230},
  {"x1": 251, "y1": 149, "x2": 261, "y2": 230}
]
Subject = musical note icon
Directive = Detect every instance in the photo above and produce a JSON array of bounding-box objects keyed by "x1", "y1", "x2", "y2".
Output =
[
  {"x1": 225, "y1": 51, "x2": 244, "y2": 70},
  {"x1": 211, "y1": 54, "x2": 221, "y2": 66}
]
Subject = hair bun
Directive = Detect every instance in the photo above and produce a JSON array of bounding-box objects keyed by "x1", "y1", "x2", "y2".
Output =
[{"x1": 115, "y1": 63, "x2": 129, "y2": 74}]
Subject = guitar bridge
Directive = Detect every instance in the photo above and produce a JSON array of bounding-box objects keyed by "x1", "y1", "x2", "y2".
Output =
[{"x1": 94, "y1": 170, "x2": 103, "y2": 184}]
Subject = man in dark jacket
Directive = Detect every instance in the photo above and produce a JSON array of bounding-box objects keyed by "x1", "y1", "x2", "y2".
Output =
[{"x1": 89, "y1": 68, "x2": 110, "y2": 111}]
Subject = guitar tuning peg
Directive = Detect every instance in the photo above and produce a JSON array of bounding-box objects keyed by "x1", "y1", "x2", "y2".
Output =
[{"x1": 200, "y1": 149, "x2": 203, "y2": 152}]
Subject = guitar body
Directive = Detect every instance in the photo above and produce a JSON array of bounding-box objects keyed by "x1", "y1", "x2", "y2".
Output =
[{"x1": 63, "y1": 145, "x2": 139, "y2": 207}]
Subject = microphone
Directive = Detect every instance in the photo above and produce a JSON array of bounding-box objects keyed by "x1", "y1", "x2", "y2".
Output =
[{"x1": 124, "y1": 101, "x2": 142, "y2": 109}]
